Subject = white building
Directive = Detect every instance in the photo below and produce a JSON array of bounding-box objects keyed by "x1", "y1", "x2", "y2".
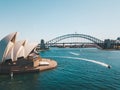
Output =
[{"x1": 0, "y1": 32, "x2": 39, "y2": 63}]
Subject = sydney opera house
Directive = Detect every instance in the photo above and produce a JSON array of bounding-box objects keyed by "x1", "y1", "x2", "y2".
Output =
[{"x1": 0, "y1": 32, "x2": 57, "y2": 74}]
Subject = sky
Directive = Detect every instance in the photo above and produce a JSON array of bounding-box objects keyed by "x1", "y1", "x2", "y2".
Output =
[{"x1": 0, "y1": 0, "x2": 120, "y2": 42}]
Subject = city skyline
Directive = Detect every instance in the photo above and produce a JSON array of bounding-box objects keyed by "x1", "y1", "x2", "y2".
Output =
[{"x1": 0, "y1": 0, "x2": 120, "y2": 42}]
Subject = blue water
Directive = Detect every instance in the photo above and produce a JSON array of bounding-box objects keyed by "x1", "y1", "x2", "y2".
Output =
[{"x1": 0, "y1": 48, "x2": 120, "y2": 90}]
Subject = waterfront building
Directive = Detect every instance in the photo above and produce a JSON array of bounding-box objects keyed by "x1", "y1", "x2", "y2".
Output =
[
  {"x1": 104, "y1": 39, "x2": 120, "y2": 49},
  {"x1": 0, "y1": 32, "x2": 57, "y2": 74},
  {"x1": 0, "y1": 32, "x2": 40, "y2": 74}
]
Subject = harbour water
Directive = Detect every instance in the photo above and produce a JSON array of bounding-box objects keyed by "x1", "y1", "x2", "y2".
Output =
[{"x1": 0, "y1": 48, "x2": 120, "y2": 90}]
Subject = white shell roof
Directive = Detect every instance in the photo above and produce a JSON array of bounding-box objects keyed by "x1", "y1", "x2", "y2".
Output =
[
  {"x1": 0, "y1": 32, "x2": 17, "y2": 62},
  {"x1": 13, "y1": 40, "x2": 26, "y2": 61},
  {"x1": 24, "y1": 42, "x2": 38, "y2": 58},
  {"x1": 4, "y1": 40, "x2": 37, "y2": 61},
  {"x1": 0, "y1": 32, "x2": 38, "y2": 62},
  {"x1": 4, "y1": 46, "x2": 14, "y2": 61}
]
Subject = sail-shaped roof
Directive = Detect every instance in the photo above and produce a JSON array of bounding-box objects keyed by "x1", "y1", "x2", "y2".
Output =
[
  {"x1": 0, "y1": 32, "x2": 17, "y2": 62},
  {"x1": 4, "y1": 46, "x2": 14, "y2": 61},
  {"x1": 24, "y1": 42, "x2": 38, "y2": 58},
  {"x1": 13, "y1": 40, "x2": 26, "y2": 61},
  {"x1": 0, "y1": 32, "x2": 38, "y2": 62}
]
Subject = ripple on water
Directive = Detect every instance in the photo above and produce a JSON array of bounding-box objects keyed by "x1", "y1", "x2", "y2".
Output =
[{"x1": 0, "y1": 48, "x2": 120, "y2": 90}]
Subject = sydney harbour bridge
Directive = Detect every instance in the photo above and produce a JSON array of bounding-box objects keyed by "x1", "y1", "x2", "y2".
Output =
[{"x1": 39, "y1": 33, "x2": 120, "y2": 50}]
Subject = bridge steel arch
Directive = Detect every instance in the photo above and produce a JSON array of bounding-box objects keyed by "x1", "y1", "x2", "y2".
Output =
[{"x1": 46, "y1": 34, "x2": 104, "y2": 48}]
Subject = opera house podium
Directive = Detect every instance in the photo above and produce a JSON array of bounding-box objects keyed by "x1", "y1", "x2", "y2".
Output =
[{"x1": 0, "y1": 32, "x2": 57, "y2": 75}]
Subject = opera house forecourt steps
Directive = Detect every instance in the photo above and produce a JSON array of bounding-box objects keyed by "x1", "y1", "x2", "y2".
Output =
[{"x1": 0, "y1": 32, "x2": 57, "y2": 75}]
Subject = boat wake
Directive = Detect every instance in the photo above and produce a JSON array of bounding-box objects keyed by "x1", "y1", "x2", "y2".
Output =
[
  {"x1": 69, "y1": 52, "x2": 80, "y2": 56},
  {"x1": 44, "y1": 56, "x2": 111, "y2": 69}
]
